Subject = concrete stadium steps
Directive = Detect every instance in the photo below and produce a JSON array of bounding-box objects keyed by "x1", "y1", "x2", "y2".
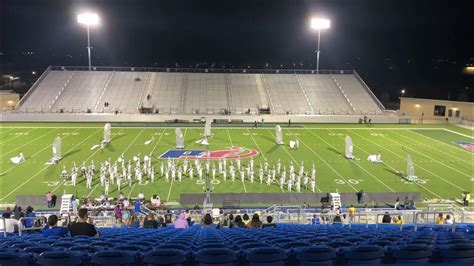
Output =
[
  {"x1": 20, "y1": 71, "x2": 74, "y2": 112},
  {"x1": 95, "y1": 72, "x2": 148, "y2": 113},
  {"x1": 297, "y1": 74, "x2": 354, "y2": 115},
  {"x1": 50, "y1": 71, "x2": 111, "y2": 113},
  {"x1": 183, "y1": 73, "x2": 229, "y2": 114},
  {"x1": 331, "y1": 74, "x2": 383, "y2": 115},
  {"x1": 228, "y1": 74, "x2": 267, "y2": 114},
  {"x1": 263, "y1": 74, "x2": 312, "y2": 115}
]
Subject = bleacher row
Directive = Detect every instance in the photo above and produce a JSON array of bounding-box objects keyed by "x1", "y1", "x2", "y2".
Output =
[
  {"x1": 2, "y1": 224, "x2": 474, "y2": 265},
  {"x1": 19, "y1": 70, "x2": 384, "y2": 115}
]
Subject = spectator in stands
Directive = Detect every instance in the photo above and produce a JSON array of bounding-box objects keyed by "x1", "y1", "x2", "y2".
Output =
[
  {"x1": 248, "y1": 214, "x2": 263, "y2": 228},
  {"x1": 0, "y1": 212, "x2": 19, "y2": 233},
  {"x1": 302, "y1": 202, "x2": 309, "y2": 209},
  {"x1": 114, "y1": 204, "x2": 122, "y2": 223},
  {"x1": 144, "y1": 213, "x2": 159, "y2": 228},
  {"x1": 134, "y1": 200, "x2": 142, "y2": 216},
  {"x1": 232, "y1": 215, "x2": 247, "y2": 228},
  {"x1": 42, "y1": 215, "x2": 69, "y2": 237},
  {"x1": 435, "y1": 213, "x2": 445, "y2": 224},
  {"x1": 262, "y1": 216, "x2": 276, "y2": 228},
  {"x1": 193, "y1": 203, "x2": 200, "y2": 210},
  {"x1": 69, "y1": 208, "x2": 99, "y2": 237},
  {"x1": 201, "y1": 213, "x2": 214, "y2": 228},
  {"x1": 157, "y1": 216, "x2": 166, "y2": 227},
  {"x1": 23, "y1": 206, "x2": 36, "y2": 228},
  {"x1": 138, "y1": 192, "x2": 145, "y2": 202},
  {"x1": 243, "y1": 213, "x2": 250, "y2": 226},
  {"x1": 348, "y1": 204, "x2": 356, "y2": 222},
  {"x1": 445, "y1": 215, "x2": 453, "y2": 224},
  {"x1": 227, "y1": 214, "x2": 234, "y2": 228},
  {"x1": 71, "y1": 197, "x2": 78, "y2": 215},
  {"x1": 46, "y1": 192, "x2": 53, "y2": 208},
  {"x1": 394, "y1": 215, "x2": 404, "y2": 225},
  {"x1": 164, "y1": 210, "x2": 173, "y2": 224},
  {"x1": 218, "y1": 213, "x2": 228, "y2": 228},
  {"x1": 311, "y1": 215, "x2": 320, "y2": 225},
  {"x1": 382, "y1": 212, "x2": 392, "y2": 223},
  {"x1": 12, "y1": 205, "x2": 23, "y2": 220},
  {"x1": 175, "y1": 213, "x2": 189, "y2": 229}
]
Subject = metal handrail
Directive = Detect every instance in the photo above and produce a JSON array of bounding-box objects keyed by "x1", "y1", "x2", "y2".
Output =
[
  {"x1": 414, "y1": 211, "x2": 456, "y2": 232},
  {"x1": 375, "y1": 213, "x2": 407, "y2": 231},
  {"x1": 353, "y1": 70, "x2": 385, "y2": 111},
  {"x1": 18, "y1": 216, "x2": 47, "y2": 236},
  {"x1": 50, "y1": 65, "x2": 355, "y2": 75}
]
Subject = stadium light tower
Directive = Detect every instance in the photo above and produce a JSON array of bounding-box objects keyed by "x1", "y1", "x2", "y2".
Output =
[
  {"x1": 311, "y1": 18, "x2": 330, "y2": 74},
  {"x1": 77, "y1": 13, "x2": 100, "y2": 71},
  {"x1": 401, "y1": 89, "x2": 406, "y2": 97}
]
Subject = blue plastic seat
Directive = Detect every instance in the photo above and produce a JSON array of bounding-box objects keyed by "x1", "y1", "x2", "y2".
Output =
[
  {"x1": 0, "y1": 252, "x2": 30, "y2": 266},
  {"x1": 391, "y1": 244, "x2": 433, "y2": 264},
  {"x1": 91, "y1": 250, "x2": 135, "y2": 265},
  {"x1": 294, "y1": 245, "x2": 336, "y2": 266},
  {"x1": 245, "y1": 247, "x2": 287, "y2": 266},
  {"x1": 344, "y1": 244, "x2": 385, "y2": 265},
  {"x1": 143, "y1": 249, "x2": 188, "y2": 265},
  {"x1": 439, "y1": 243, "x2": 474, "y2": 265},
  {"x1": 194, "y1": 248, "x2": 238, "y2": 266},
  {"x1": 37, "y1": 251, "x2": 82, "y2": 266}
]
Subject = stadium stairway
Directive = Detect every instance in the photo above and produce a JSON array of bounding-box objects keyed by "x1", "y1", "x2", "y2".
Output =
[{"x1": 2, "y1": 224, "x2": 474, "y2": 265}]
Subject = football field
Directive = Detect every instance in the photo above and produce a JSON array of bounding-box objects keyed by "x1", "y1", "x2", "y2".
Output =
[{"x1": 0, "y1": 123, "x2": 472, "y2": 204}]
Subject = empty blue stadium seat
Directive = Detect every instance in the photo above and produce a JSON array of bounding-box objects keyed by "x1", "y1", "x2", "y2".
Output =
[
  {"x1": 37, "y1": 251, "x2": 83, "y2": 266},
  {"x1": 294, "y1": 245, "x2": 336, "y2": 266},
  {"x1": 439, "y1": 243, "x2": 474, "y2": 265},
  {"x1": 391, "y1": 244, "x2": 433, "y2": 264},
  {"x1": 194, "y1": 248, "x2": 238, "y2": 265},
  {"x1": 245, "y1": 247, "x2": 287, "y2": 266},
  {"x1": 344, "y1": 244, "x2": 385, "y2": 265},
  {"x1": 0, "y1": 252, "x2": 30, "y2": 266},
  {"x1": 91, "y1": 250, "x2": 135, "y2": 265},
  {"x1": 143, "y1": 249, "x2": 188, "y2": 265}
]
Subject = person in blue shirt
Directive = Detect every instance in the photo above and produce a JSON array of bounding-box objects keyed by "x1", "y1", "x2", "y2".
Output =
[
  {"x1": 23, "y1": 206, "x2": 36, "y2": 228},
  {"x1": 42, "y1": 215, "x2": 69, "y2": 237},
  {"x1": 134, "y1": 200, "x2": 141, "y2": 215}
]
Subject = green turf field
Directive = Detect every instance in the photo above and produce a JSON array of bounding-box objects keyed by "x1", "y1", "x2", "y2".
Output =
[{"x1": 0, "y1": 123, "x2": 472, "y2": 204}]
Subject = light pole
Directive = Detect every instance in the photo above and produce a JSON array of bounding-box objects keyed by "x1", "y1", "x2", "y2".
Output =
[
  {"x1": 77, "y1": 13, "x2": 100, "y2": 71},
  {"x1": 311, "y1": 18, "x2": 330, "y2": 74},
  {"x1": 401, "y1": 89, "x2": 406, "y2": 97}
]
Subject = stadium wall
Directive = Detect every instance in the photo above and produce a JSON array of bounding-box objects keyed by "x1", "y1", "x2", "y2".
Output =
[
  {"x1": 0, "y1": 113, "x2": 400, "y2": 123},
  {"x1": 180, "y1": 192, "x2": 421, "y2": 205},
  {"x1": 400, "y1": 97, "x2": 474, "y2": 120}
]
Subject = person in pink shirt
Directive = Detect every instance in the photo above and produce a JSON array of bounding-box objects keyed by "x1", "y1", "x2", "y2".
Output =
[{"x1": 174, "y1": 213, "x2": 189, "y2": 229}]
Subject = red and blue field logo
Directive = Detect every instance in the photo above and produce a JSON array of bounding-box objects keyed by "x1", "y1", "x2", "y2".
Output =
[
  {"x1": 159, "y1": 146, "x2": 258, "y2": 160},
  {"x1": 456, "y1": 141, "x2": 474, "y2": 152}
]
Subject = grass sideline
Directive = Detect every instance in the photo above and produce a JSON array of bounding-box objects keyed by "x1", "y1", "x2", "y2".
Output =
[{"x1": 0, "y1": 123, "x2": 472, "y2": 204}]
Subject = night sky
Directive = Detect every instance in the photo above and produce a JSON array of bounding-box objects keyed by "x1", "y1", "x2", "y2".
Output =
[{"x1": 1, "y1": 0, "x2": 473, "y2": 103}]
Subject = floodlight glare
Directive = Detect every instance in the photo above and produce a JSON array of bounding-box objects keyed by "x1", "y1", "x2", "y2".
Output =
[
  {"x1": 310, "y1": 18, "x2": 331, "y2": 74},
  {"x1": 77, "y1": 13, "x2": 100, "y2": 71},
  {"x1": 77, "y1": 13, "x2": 100, "y2": 25},
  {"x1": 311, "y1": 18, "x2": 330, "y2": 30}
]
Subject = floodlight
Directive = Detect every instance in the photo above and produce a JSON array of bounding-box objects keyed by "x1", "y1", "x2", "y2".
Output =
[
  {"x1": 311, "y1": 18, "x2": 330, "y2": 30},
  {"x1": 77, "y1": 13, "x2": 100, "y2": 26}
]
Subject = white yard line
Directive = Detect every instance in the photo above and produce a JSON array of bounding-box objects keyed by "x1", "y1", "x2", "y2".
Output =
[
  {"x1": 0, "y1": 126, "x2": 449, "y2": 130},
  {"x1": 389, "y1": 130, "x2": 472, "y2": 178},
  {"x1": 377, "y1": 133, "x2": 466, "y2": 191},
  {"x1": 166, "y1": 178, "x2": 174, "y2": 201},
  {"x1": 0, "y1": 128, "x2": 39, "y2": 145},
  {"x1": 150, "y1": 128, "x2": 167, "y2": 155},
  {"x1": 443, "y1": 128, "x2": 474, "y2": 139},
  {"x1": 348, "y1": 129, "x2": 442, "y2": 198},
  {"x1": 402, "y1": 130, "x2": 473, "y2": 163},
  {"x1": 297, "y1": 130, "x2": 359, "y2": 192},
  {"x1": 326, "y1": 129, "x2": 396, "y2": 192},
  {"x1": 0, "y1": 128, "x2": 85, "y2": 201},
  {"x1": 0, "y1": 129, "x2": 59, "y2": 159}
]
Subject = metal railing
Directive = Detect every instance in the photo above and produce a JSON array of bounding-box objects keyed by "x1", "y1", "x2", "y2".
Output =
[
  {"x1": 414, "y1": 211, "x2": 456, "y2": 232},
  {"x1": 18, "y1": 216, "x2": 47, "y2": 236},
  {"x1": 353, "y1": 70, "x2": 385, "y2": 112}
]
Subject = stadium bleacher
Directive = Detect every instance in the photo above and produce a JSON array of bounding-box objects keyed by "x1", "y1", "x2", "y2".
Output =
[
  {"x1": 18, "y1": 68, "x2": 384, "y2": 116},
  {"x1": 2, "y1": 224, "x2": 474, "y2": 265}
]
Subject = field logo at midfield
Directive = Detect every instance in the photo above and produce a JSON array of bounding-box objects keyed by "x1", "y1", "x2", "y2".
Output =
[
  {"x1": 159, "y1": 146, "x2": 258, "y2": 160},
  {"x1": 456, "y1": 141, "x2": 474, "y2": 152}
]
